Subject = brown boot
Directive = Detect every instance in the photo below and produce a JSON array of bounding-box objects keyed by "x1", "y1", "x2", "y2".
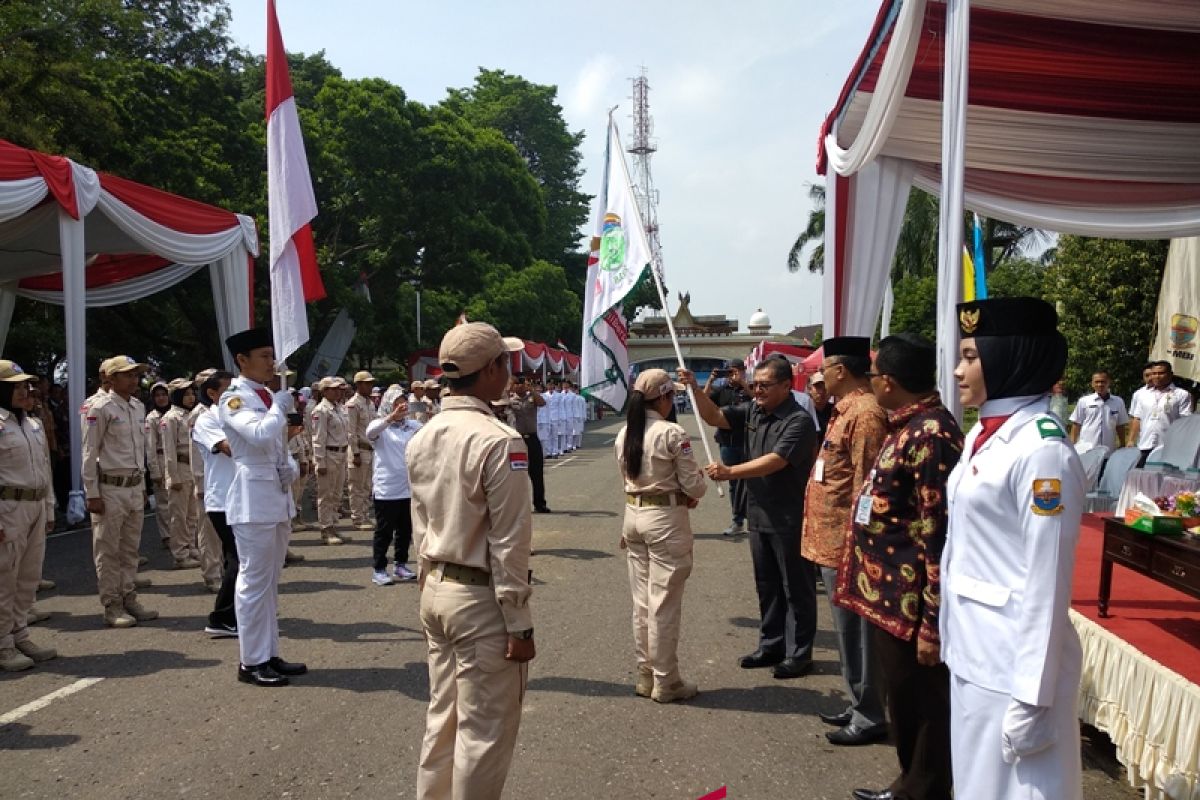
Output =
[
  {"x1": 635, "y1": 667, "x2": 654, "y2": 698},
  {"x1": 123, "y1": 597, "x2": 159, "y2": 622},
  {"x1": 16, "y1": 639, "x2": 57, "y2": 662},
  {"x1": 0, "y1": 646, "x2": 35, "y2": 671},
  {"x1": 103, "y1": 603, "x2": 137, "y2": 628},
  {"x1": 651, "y1": 680, "x2": 698, "y2": 704}
]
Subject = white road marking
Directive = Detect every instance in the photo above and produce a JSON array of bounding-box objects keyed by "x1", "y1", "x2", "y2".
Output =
[
  {"x1": 603, "y1": 436, "x2": 616, "y2": 445},
  {"x1": 550, "y1": 456, "x2": 578, "y2": 469},
  {"x1": 0, "y1": 677, "x2": 104, "y2": 725}
]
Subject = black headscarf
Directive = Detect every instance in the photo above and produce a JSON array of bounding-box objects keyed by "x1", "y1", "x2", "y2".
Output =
[{"x1": 958, "y1": 297, "x2": 1067, "y2": 400}]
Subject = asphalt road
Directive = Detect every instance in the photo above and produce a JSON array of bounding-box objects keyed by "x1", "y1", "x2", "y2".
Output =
[{"x1": 1, "y1": 415, "x2": 1138, "y2": 800}]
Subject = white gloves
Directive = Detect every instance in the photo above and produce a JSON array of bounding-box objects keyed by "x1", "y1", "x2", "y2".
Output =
[
  {"x1": 1001, "y1": 699, "x2": 1055, "y2": 764},
  {"x1": 273, "y1": 390, "x2": 294, "y2": 414}
]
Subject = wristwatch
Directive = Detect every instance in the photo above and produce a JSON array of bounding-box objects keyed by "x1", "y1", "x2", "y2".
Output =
[{"x1": 512, "y1": 628, "x2": 534, "y2": 640}]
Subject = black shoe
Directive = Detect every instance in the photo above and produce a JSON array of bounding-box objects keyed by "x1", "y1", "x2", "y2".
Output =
[
  {"x1": 772, "y1": 657, "x2": 814, "y2": 679},
  {"x1": 819, "y1": 710, "x2": 853, "y2": 727},
  {"x1": 267, "y1": 656, "x2": 308, "y2": 676},
  {"x1": 534, "y1": 506, "x2": 552, "y2": 514},
  {"x1": 827, "y1": 722, "x2": 889, "y2": 746},
  {"x1": 238, "y1": 663, "x2": 289, "y2": 687},
  {"x1": 204, "y1": 621, "x2": 238, "y2": 639},
  {"x1": 738, "y1": 650, "x2": 785, "y2": 669},
  {"x1": 852, "y1": 790, "x2": 895, "y2": 800}
]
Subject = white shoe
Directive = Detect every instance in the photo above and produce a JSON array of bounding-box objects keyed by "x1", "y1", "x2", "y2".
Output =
[{"x1": 372, "y1": 570, "x2": 394, "y2": 586}]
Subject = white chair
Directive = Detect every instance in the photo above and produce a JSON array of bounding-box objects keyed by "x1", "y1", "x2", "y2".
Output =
[
  {"x1": 1076, "y1": 445, "x2": 1109, "y2": 493},
  {"x1": 1146, "y1": 415, "x2": 1200, "y2": 471},
  {"x1": 1097, "y1": 446, "x2": 1144, "y2": 514}
]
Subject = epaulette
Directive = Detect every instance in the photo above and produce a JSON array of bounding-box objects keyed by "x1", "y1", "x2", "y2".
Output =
[{"x1": 1035, "y1": 416, "x2": 1066, "y2": 439}]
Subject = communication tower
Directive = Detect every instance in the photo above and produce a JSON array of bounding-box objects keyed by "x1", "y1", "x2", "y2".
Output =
[{"x1": 628, "y1": 67, "x2": 665, "y2": 283}]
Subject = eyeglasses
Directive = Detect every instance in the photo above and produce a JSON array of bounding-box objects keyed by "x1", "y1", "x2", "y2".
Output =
[{"x1": 749, "y1": 380, "x2": 785, "y2": 392}]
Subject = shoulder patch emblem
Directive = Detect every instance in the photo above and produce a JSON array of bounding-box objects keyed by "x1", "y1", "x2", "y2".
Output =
[
  {"x1": 680, "y1": 440, "x2": 693, "y2": 456},
  {"x1": 509, "y1": 451, "x2": 529, "y2": 471},
  {"x1": 227, "y1": 397, "x2": 243, "y2": 411},
  {"x1": 1031, "y1": 478, "x2": 1063, "y2": 516},
  {"x1": 1036, "y1": 417, "x2": 1065, "y2": 439}
]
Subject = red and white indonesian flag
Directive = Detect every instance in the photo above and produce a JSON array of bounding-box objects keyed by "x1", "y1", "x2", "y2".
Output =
[
  {"x1": 580, "y1": 115, "x2": 651, "y2": 412},
  {"x1": 266, "y1": 0, "x2": 325, "y2": 361}
]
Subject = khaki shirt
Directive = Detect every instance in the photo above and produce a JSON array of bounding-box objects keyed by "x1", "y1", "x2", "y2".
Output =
[
  {"x1": 160, "y1": 405, "x2": 194, "y2": 488},
  {"x1": 81, "y1": 392, "x2": 146, "y2": 498},
  {"x1": 407, "y1": 395, "x2": 533, "y2": 633},
  {"x1": 0, "y1": 407, "x2": 55, "y2": 521},
  {"x1": 345, "y1": 392, "x2": 374, "y2": 455},
  {"x1": 311, "y1": 397, "x2": 348, "y2": 467},
  {"x1": 144, "y1": 407, "x2": 167, "y2": 481},
  {"x1": 188, "y1": 404, "x2": 207, "y2": 485},
  {"x1": 615, "y1": 411, "x2": 708, "y2": 499}
]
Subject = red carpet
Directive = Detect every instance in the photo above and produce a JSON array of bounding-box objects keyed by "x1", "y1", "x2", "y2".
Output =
[{"x1": 1071, "y1": 514, "x2": 1200, "y2": 684}]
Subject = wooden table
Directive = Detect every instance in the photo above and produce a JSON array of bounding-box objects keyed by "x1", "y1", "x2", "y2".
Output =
[{"x1": 1099, "y1": 517, "x2": 1200, "y2": 617}]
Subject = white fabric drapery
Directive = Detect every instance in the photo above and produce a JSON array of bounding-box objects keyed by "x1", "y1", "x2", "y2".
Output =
[
  {"x1": 0, "y1": 177, "x2": 48, "y2": 225},
  {"x1": 16, "y1": 261, "x2": 207, "y2": 308}
]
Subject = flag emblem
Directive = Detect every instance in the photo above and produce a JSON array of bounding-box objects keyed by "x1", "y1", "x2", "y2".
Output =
[
  {"x1": 509, "y1": 451, "x2": 529, "y2": 471},
  {"x1": 599, "y1": 213, "x2": 627, "y2": 278},
  {"x1": 1031, "y1": 478, "x2": 1063, "y2": 516}
]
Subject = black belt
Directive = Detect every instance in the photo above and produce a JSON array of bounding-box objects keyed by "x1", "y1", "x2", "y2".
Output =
[
  {"x1": 430, "y1": 562, "x2": 491, "y2": 586},
  {"x1": 326, "y1": 445, "x2": 346, "y2": 452}
]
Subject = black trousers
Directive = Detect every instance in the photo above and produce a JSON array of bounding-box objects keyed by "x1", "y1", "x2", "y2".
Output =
[
  {"x1": 748, "y1": 528, "x2": 816, "y2": 660},
  {"x1": 872, "y1": 625, "x2": 953, "y2": 800},
  {"x1": 207, "y1": 511, "x2": 238, "y2": 628},
  {"x1": 522, "y1": 433, "x2": 546, "y2": 510},
  {"x1": 373, "y1": 497, "x2": 413, "y2": 572}
]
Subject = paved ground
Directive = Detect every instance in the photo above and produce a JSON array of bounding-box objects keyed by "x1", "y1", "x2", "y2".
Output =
[{"x1": 1, "y1": 415, "x2": 1138, "y2": 799}]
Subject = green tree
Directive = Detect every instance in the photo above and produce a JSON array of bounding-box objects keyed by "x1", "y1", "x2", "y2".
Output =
[
  {"x1": 787, "y1": 183, "x2": 825, "y2": 273},
  {"x1": 443, "y1": 69, "x2": 590, "y2": 262},
  {"x1": 1044, "y1": 237, "x2": 1168, "y2": 399}
]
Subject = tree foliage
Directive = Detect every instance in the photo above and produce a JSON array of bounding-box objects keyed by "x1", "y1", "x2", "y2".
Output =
[
  {"x1": 1044, "y1": 237, "x2": 1168, "y2": 399},
  {"x1": 0, "y1": 3, "x2": 593, "y2": 379}
]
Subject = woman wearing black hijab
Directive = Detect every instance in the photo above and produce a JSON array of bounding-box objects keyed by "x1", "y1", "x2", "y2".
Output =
[{"x1": 941, "y1": 297, "x2": 1085, "y2": 800}]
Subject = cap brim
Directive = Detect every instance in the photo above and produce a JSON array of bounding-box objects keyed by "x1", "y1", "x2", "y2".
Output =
[
  {"x1": 0, "y1": 374, "x2": 37, "y2": 383},
  {"x1": 502, "y1": 337, "x2": 524, "y2": 352},
  {"x1": 109, "y1": 363, "x2": 148, "y2": 374}
]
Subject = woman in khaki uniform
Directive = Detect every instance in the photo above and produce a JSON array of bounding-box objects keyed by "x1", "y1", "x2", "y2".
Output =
[
  {"x1": 615, "y1": 368, "x2": 707, "y2": 703},
  {"x1": 161, "y1": 378, "x2": 201, "y2": 570},
  {"x1": 0, "y1": 360, "x2": 57, "y2": 671}
]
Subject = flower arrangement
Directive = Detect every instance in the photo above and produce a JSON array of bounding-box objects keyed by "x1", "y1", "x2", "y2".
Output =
[{"x1": 1154, "y1": 491, "x2": 1198, "y2": 519}]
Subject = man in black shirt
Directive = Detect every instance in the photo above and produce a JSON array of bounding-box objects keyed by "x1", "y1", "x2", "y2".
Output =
[
  {"x1": 704, "y1": 359, "x2": 750, "y2": 535},
  {"x1": 682, "y1": 356, "x2": 819, "y2": 679}
]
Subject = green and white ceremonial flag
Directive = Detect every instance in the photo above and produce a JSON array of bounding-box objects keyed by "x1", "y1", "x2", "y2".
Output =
[
  {"x1": 581, "y1": 114, "x2": 652, "y2": 412},
  {"x1": 1151, "y1": 236, "x2": 1200, "y2": 381}
]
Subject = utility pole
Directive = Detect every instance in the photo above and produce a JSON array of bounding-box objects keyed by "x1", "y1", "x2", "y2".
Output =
[{"x1": 629, "y1": 67, "x2": 664, "y2": 284}]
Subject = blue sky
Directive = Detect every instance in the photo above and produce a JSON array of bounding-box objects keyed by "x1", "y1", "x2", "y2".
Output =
[{"x1": 226, "y1": 0, "x2": 881, "y2": 334}]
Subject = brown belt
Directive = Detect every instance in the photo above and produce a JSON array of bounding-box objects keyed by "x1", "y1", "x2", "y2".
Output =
[
  {"x1": 100, "y1": 472, "x2": 143, "y2": 488},
  {"x1": 176, "y1": 449, "x2": 191, "y2": 459},
  {"x1": 359, "y1": 443, "x2": 373, "y2": 451},
  {"x1": 626, "y1": 491, "x2": 689, "y2": 508},
  {"x1": 326, "y1": 445, "x2": 346, "y2": 453},
  {"x1": 431, "y1": 562, "x2": 491, "y2": 586},
  {"x1": 0, "y1": 485, "x2": 47, "y2": 502}
]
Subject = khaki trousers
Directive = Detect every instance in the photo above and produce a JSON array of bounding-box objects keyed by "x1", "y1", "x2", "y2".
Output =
[
  {"x1": 622, "y1": 503, "x2": 694, "y2": 688},
  {"x1": 151, "y1": 480, "x2": 170, "y2": 542},
  {"x1": 347, "y1": 449, "x2": 373, "y2": 523},
  {"x1": 165, "y1": 481, "x2": 197, "y2": 562},
  {"x1": 291, "y1": 472, "x2": 308, "y2": 524},
  {"x1": 92, "y1": 482, "x2": 144, "y2": 608},
  {"x1": 0, "y1": 499, "x2": 47, "y2": 649},
  {"x1": 196, "y1": 507, "x2": 223, "y2": 582},
  {"x1": 418, "y1": 577, "x2": 526, "y2": 800},
  {"x1": 316, "y1": 454, "x2": 347, "y2": 532}
]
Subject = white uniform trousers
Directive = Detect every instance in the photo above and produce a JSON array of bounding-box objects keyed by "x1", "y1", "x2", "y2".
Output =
[
  {"x1": 571, "y1": 420, "x2": 582, "y2": 449},
  {"x1": 418, "y1": 576, "x2": 526, "y2": 800},
  {"x1": 536, "y1": 423, "x2": 553, "y2": 458},
  {"x1": 950, "y1": 667, "x2": 1083, "y2": 800},
  {"x1": 552, "y1": 420, "x2": 567, "y2": 454},
  {"x1": 232, "y1": 521, "x2": 290, "y2": 666}
]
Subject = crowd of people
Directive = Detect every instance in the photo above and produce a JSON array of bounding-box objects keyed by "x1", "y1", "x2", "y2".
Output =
[{"x1": 1, "y1": 302, "x2": 1096, "y2": 799}]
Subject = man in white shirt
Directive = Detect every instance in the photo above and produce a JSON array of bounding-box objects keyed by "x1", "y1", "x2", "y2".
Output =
[
  {"x1": 1129, "y1": 360, "x2": 1193, "y2": 466},
  {"x1": 1069, "y1": 371, "x2": 1130, "y2": 452},
  {"x1": 366, "y1": 395, "x2": 422, "y2": 586}
]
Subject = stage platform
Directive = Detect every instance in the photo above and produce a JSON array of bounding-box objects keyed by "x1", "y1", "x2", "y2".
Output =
[{"x1": 1071, "y1": 515, "x2": 1200, "y2": 799}]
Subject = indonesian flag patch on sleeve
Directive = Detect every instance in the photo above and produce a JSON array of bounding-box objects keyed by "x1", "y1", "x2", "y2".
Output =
[
  {"x1": 680, "y1": 440, "x2": 693, "y2": 456},
  {"x1": 509, "y1": 451, "x2": 529, "y2": 471}
]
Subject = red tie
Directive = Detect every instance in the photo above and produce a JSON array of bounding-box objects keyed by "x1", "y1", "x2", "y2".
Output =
[
  {"x1": 971, "y1": 415, "x2": 1010, "y2": 457},
  {"x1": 255, "y1": 388, "x2": 273, "y2": 409}
]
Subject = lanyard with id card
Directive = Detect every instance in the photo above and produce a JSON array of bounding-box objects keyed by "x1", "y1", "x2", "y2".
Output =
[{"x1": 854, "y1": 469, "x2": 877, "y2": 526}]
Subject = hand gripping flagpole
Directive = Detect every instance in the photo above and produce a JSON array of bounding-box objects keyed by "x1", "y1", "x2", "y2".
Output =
[{"x1": 645, "y1": 266, "x2": 724, "y2": 497}]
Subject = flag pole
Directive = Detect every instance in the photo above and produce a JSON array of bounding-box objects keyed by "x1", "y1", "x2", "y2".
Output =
[{"x1": 645, "y1": 267, "x2": 724, "y2": 497}]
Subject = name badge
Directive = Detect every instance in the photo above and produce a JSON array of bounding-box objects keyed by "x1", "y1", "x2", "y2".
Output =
[
  {"x1": 812, "y1": 458, "x2": 825, "y2": 483},
  {"x1": 854, "y1": 492, "x2": 873, "y2": 526}
]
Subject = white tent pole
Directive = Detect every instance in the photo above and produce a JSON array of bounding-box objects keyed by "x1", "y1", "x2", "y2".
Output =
[
  {"x1": 936, "y1": 0, "x2": 969, "y2": 422},
  {"x1": 646, "y1": 268, "x2": 724, "y2": 497},
  {"x1": 59, "y1": 209, "x2": 87, "y2": 500},
  {"x1": 0, "y1": 283, "x2": 17, "y2": 354}
]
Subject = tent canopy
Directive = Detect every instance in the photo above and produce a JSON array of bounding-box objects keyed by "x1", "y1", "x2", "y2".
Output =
[
  {"x1": 816, "y1": 0, "x2": 1200, "y2": 416},
  {"x1": 407, "y1": 340, "x2": 581, "y2": 383},
  {"x1": 0, "y1": 138, "x2": 258, "y2": 508}
]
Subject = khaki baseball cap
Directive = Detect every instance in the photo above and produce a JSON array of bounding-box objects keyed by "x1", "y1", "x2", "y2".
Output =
[
  {"x1": 353, "y1": 370, "x2": 376, "y2": 384},
  {"x1": 166, "y1": 377, "x2": 192, "y2": 392},
  {"x1": 438, "y1": 322, "x2": 522, "y2": 379},
  {"x1": 633, "y1": 368, "x2": 683, "y2": 400},
  {"x1": 331, "y1": 376, "x2": 349, "y2": 389},
  {"x1": 104, "y1": 355, "x2": 148, "y2": 376},
  {"x1": 0, "y1": 360, "x2": 36, "y2": 382},
  {"x1": 424, "y1": 379, "x2": 441, "y2": 390},
  {"x1": 316, "y1": 377, "x2": 334, "y2": 391},
  {"x1": 194, "y1": 368, "x2": 217, "y2": 385}
]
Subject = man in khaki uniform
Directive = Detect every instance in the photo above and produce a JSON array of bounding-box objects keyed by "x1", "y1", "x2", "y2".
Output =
[
  {"x1": 161, "y1": 378, "x2": 202, "y2": 571},
  {"x1": 312, "y1": 376, "x2": 349, "y2": 545},
  {"x1": 82, "y1": 356, "x2": 158, "y2": 628},
  {"x1": 408, "y1": 323, "x2": 534, "y2": 800},
  {"x1": 189, "y1": 369, "x2": 224, "y2": 590},
  {"x1": 144, "y1": 381, "x2": 172, "y2": 550},
  {"x1": 346, "y1": 370, "x2": 377, "y2": 530}
]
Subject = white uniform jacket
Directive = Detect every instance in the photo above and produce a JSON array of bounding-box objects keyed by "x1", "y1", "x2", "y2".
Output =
[
  {"x1": 217, "y1": 378, "x2": 298, "y2": 526},
  {"x1": 942, "y1": 395, "x2": 1085, "y2": 707},
  {"x1": 192, "y1": 405, "x2": 235, "y2": 514}
]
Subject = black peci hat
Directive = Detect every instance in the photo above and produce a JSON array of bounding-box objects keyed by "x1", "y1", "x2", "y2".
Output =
[
  {"x1": 822, "y1": 336, "x2": 871, "y2": 359},
  {"x1": 225, "y1": 327, "x2": 273, "y2": 361},
  {"x1": 957, "y1": 297, "x2": 1058, "y2": 338}
]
